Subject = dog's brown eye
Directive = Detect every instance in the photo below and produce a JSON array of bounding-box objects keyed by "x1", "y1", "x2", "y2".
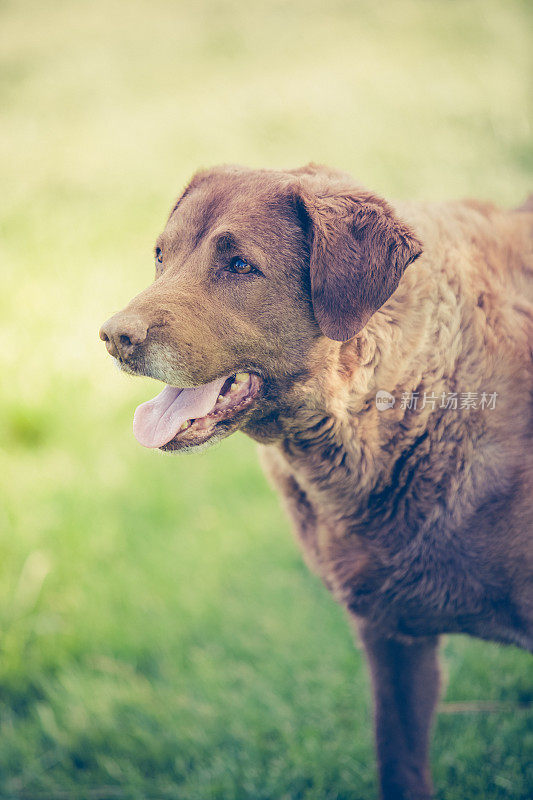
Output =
[
  {"x1": 155, "y1": 247, "x2": 163, "y2": 264},
  {"x1": 228, "y1": 257, "x2": 256, "y2": 275}
]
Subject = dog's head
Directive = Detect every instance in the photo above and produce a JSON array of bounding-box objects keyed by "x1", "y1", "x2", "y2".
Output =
[{"x1": 100, "y1": 164, "x2": 422, "y2": 452}]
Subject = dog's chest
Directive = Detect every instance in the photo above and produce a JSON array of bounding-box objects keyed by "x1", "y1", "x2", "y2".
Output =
[{"x1": 260, "y1": 441, "x2": 511, "y2": 639}]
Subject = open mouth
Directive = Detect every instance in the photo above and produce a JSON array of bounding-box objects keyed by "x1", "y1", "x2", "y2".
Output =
[{"x1": 133, "y1": 372, "x2": 262, "y2": 451}]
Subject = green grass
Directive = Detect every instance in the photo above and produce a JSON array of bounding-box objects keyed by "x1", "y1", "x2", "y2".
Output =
[{"x1": 1, "y1": 0, "x2": 532, "y2": 797}]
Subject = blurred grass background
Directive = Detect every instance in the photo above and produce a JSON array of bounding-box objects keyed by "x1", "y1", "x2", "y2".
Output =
[{"x1": 1, "y1": 0, "x2": 532, "y2": 798}]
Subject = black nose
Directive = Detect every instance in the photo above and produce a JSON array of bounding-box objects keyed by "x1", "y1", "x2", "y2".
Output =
[{"x1": 99, "y1": 313, "x2": 148, "y2": 361}]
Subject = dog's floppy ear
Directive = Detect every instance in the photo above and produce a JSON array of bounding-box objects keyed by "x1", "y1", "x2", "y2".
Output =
[{"x1": 293, "y1": 187, "x2": 422, "y2": 341}]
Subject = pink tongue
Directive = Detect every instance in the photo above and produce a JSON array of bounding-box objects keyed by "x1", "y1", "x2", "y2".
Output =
[{"x1": 133, "y1": 375, "x2": 228, "y2": 448}]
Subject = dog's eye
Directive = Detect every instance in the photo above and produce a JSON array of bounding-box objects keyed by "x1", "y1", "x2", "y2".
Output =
[
  {"x1": 155, "y1": 247, "x2": 163, "y2": 264},
  {"x1": 227, "y1": 257, "x2": 258, "y2": 275}
]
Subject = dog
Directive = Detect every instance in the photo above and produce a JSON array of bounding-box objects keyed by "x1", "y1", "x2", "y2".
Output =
[{"x1": 100, "y1": 164, "x2": 533, "y2": 799}]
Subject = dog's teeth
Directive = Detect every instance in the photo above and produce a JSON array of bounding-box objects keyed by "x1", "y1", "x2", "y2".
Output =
[
  {"x1": 235, "y1": 372, "x2": 249, "y2": 382},
  {"x1": 217, "y1": 395, "x2": 224, "y2": 403},
  {"x1": 230, "y1": 382, "x2": 240, "y2": 392},
  {"x1": 179, "y1": 421, "x2": 191, "y2": 430}
]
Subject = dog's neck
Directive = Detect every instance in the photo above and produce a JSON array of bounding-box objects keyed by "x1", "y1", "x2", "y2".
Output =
[{"x1": 257, "y1": 260, "x2": 461, "y2": 521}]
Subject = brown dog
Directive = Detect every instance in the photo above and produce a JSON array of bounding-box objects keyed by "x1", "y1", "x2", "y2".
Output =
[{"x1": 100, "y1": 164, "x2": 533, "y2": 800}]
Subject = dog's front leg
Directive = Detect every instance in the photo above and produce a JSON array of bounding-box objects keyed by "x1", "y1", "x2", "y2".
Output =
[{"x1": 359, "y1": 624, "x2": 441, "y2": 800}]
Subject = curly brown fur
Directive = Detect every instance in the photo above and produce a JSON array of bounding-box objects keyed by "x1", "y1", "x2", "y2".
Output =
[{"x1": 101, "y1": 165, "x2": 533, "y2": 800}]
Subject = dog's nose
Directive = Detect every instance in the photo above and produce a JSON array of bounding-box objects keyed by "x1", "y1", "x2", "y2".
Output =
[{"x1": 99, "y1": 313, "x2": 148, "y2": 361}]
